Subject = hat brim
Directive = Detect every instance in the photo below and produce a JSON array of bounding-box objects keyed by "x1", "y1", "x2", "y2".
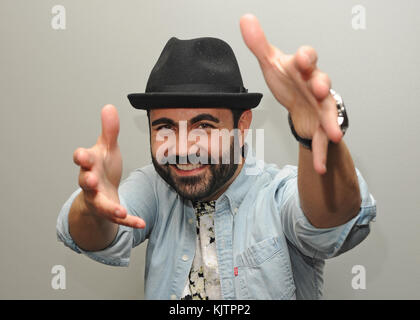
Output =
[{"x1": 127, "y1": 92, "x2": 263, "y2": 110}]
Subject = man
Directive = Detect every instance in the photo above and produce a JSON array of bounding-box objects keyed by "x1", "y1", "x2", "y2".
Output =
[{"x1": 57, "y1": 14, "x2": 376, "y2": 299}]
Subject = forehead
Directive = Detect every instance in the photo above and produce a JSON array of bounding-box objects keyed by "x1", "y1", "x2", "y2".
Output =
[{"x1": 149, "y1": 108, "x2": 232, "y2": 123}]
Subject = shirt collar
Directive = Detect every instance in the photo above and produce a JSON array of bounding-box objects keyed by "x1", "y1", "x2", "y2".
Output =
[{"x1": 217, "y1": 147, "x2": 263, "y2": 214}]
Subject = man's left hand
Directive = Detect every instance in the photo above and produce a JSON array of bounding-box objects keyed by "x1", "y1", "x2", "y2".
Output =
[{"x1": 240, "y1": 14, "x2": 343, "y2": 175}]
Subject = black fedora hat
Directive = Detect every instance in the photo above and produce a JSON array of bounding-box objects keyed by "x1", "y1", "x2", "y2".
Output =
[{"x1": 127, "y1": 37, "x2": 263, "y2": 110}]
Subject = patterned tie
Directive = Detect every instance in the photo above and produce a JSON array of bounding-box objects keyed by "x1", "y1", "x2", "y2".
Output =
[{"x1": 181, "y1": 200, "x2": 220, "y2": 300}]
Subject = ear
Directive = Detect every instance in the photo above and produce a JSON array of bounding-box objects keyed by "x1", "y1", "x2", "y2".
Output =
[
  {"x1": 237, "y1": 110, "x2": 252, "y2": 148},
  {"x1": 238, "y1": 109, "x2": 252, "y2": 132}
]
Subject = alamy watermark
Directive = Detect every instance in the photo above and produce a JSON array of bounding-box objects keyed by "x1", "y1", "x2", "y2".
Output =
[
  {"x1": 351, "y1": 264, "x2": 366, "y2": 290},
  {"x1": 154, "y1": 121, "x2": 265, "y2": 175},
  {"x1": 51, "y1": 5, "x2": 66, "y2": 30},
  {"x1": 352, "y1": 5, "x2": 366, "y2": 30},
  {"x1": 51, "y1": 265, "x2": 66, "y2": 290}
]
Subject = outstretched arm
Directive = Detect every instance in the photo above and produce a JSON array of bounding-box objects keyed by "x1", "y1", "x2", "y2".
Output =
[{"x1": 240, "y1": 14, "x2": 361, "y2": 228}]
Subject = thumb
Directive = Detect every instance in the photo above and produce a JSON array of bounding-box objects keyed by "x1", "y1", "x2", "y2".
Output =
[
  {"x1": 239, "y1": 14, "x2": 277, "y2": 66},
  {"x1": 100, "y1": 104, "x2": 120, "y2": 149}
]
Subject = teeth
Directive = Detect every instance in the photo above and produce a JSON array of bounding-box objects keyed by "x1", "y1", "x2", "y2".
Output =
[{"x1": 175, "y1": 164, "x2": 203, "y2": 171}]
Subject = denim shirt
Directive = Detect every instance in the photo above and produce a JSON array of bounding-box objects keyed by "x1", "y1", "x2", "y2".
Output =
[{"x1": 56, "y1": 155, "x2": 376, "y2": 300}]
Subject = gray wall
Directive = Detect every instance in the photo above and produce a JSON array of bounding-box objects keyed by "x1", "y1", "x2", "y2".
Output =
[{"x1": 0, "y1": 0, "x2": 419, "y2": 299}]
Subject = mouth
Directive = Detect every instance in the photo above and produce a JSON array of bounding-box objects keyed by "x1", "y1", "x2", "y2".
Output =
[{"x1": 170, "y1": 163, "x2": 208, "y2": 176}]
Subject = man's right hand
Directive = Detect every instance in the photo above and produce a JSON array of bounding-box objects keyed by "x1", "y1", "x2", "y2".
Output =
[{"x1": 72, "y1": 104, "x2": 145, "y2": 229}]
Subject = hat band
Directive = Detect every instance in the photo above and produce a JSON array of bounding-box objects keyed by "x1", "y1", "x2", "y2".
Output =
[{"x1": 147, "y1": 83, "x2": 248, "y2": 93}]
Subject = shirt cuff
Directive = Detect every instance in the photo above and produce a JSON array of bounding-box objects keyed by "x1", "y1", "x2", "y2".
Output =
[
  {"x1": 56, "y1": 188, "x2": 133, "y2": 267},
  {"x1": 293, "y1": 167, "x2": 377, "y2": 260}
]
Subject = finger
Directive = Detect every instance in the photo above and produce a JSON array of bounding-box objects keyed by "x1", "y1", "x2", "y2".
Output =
[
  {"x1": 319, "y1": 94, "x2": 343, "y2": 143},
  {"x1": 312, "y1": 126, "x2": 329, "y2": 175},
  {"x1": 308, "y1": 70, "x2": 331, "y2": 101},
  {"x1": 73, "y1": 148, "x2": 94, "y2": 170},
  {"x1": 239, "y1": 13, "x2": 277, "y2": 67},
  {"x1": 91, "y1": 192, "x2": 127, "y2": 221},
  {"x1": 100, "y1": 104, "x2": 120, "y2": 149},
  {"x1": 114, "y1": 215, "x2": 146, "y2": 229},
  {"x1": 78, "y1": 170, "x2": 98, "y2": 191},
  {"x1": 295, "y1": 46, "x2": 318, "y2": 76}
]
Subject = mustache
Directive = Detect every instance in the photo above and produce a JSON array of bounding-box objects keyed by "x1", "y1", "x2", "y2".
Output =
[
  {"x1": 155, "y1": 143, "x2": 244, "y2": 166},
  {"x1": 157, "y1": 153, "x2": 217, "y2": 165}
]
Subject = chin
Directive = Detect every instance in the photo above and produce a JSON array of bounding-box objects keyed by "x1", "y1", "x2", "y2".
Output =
[
  {"x1": 151, "y1": 154, "x2": 238, "y2": 202},
  {"x1": 170, "y1": 166, "x2": 214, "y2": 200}
]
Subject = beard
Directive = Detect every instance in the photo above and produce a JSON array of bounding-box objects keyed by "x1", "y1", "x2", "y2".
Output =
[{"x1": 151, "y1": 142, "x2": 240, "y2": 201}]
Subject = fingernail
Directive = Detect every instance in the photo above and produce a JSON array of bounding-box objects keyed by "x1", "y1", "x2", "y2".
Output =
[
  {"x1": 115, "y1": 210, "x2": 125, "y2": 218},
  {"x1": 135, "y1": 222, "x2": 144, "y2": 228}
]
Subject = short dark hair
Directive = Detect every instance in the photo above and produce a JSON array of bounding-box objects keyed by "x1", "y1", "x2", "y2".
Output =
[{"x1": 146, "y1": 108, "x2": 248, "y2": 128}]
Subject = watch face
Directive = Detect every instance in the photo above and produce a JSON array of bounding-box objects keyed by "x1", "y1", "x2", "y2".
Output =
[
  {"x1": 339, "y1": 107, "x2": 349, "y2": 133},
  {"x1": 331, "y1": 89, "x2": 348, "y2": 134}
]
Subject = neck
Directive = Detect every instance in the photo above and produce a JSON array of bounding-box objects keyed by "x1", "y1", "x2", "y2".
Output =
[{"x1": 201, "y1": 161, "x2": 244, "y2": 201}]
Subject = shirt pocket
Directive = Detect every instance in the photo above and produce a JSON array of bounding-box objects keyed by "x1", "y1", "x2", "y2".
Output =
[{"x1": 235, "y1": 237, "x2": 296, "y2": 300}]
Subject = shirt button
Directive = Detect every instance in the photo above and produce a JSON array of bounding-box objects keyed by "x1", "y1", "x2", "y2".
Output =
[
  {"x1": 170, "y1": 294, "x2": 177, "y2": 300},
  {"x1": 234, "y1": 207, "x2": 239, "y2": 214},
  {"x1": 188, "y1": 218, "x2": 194, "y2": 224},
  {"x1": 182, "y1": 254, "x2": 189, "y2": 261}
]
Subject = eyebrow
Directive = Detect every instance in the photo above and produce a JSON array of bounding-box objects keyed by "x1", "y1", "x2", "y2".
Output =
[
  {"x1": 151, "y1": 113, "x2": 220, "y2": 127},
  {"x1": 190, "y1": 113, "x2": 220, "y2": 125},
  {"x1": 151, "y1": 117, "x2": 176, "y2": 127}
]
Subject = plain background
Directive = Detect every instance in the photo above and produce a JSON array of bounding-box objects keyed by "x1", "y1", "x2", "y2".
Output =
[{"x1": 0, "y1": 0, "x2": 419, "y2": 299}]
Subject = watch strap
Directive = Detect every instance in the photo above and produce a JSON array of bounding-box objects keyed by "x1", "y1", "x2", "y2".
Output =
[
  {"x1": 288, "y1": 113, "x2": 313, "y2": 150},
  {"x1": 288, "y1": 89, "x2": 348, "y2": 151}
]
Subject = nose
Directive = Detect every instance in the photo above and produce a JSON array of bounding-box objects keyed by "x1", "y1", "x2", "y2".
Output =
[
  {"x1": 176, "y1": 120, "x2": 189, "y2": 163},
  {"x1": 178, "y1": 126, "x2": 211, "y2": 164}
]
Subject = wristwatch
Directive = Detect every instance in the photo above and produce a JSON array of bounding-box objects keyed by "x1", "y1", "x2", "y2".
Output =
[{"x1": 288, "y1": 89, "x2": 349, "y2": 150}]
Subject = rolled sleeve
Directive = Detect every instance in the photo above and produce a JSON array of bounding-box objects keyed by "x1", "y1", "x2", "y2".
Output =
[
  {"x1": 280, "y1": 166, "x2": 377, "y2": 260},
  {"x1": 56, "y1": 188, "x2": 133, "y2": 267}
]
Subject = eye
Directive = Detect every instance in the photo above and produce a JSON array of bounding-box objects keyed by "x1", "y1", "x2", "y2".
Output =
[
  {"x1": 197, "y1": 123, "x2": 215, "y2": 129},
  {"x1": 156, "y1": 124, "x2": 174, "y2": 131}
]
